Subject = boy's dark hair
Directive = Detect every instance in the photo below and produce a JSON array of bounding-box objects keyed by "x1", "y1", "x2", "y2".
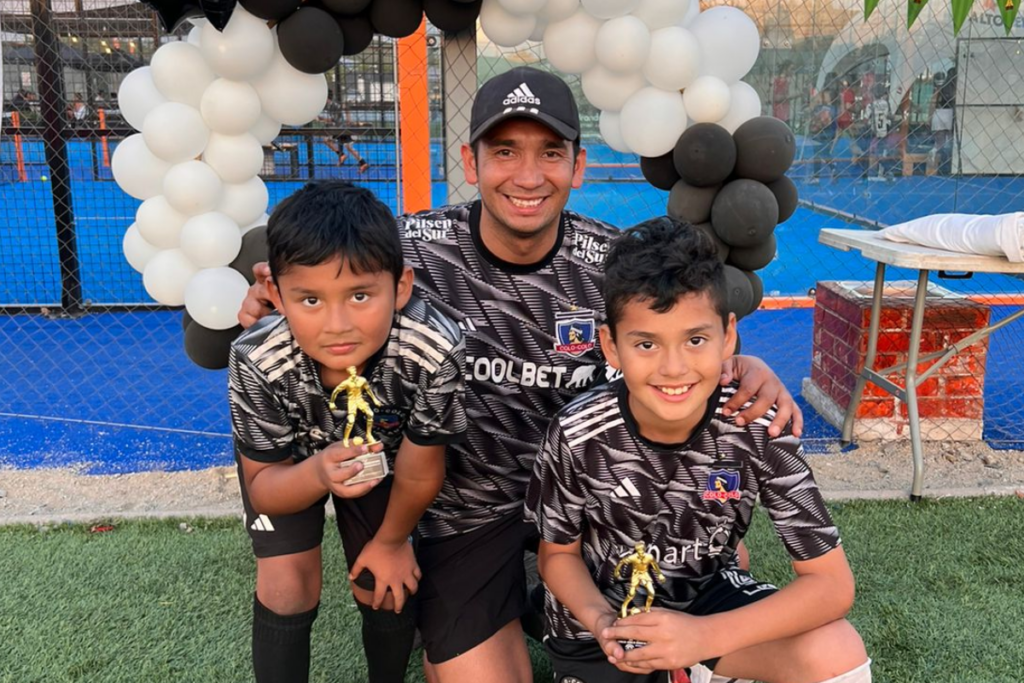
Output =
[
  {"x1": 267, "y1": 181, "x2": 403, "y2": 284},
  {"x1": 603, "y1": 216, "x2": 729, "y2": 336}
]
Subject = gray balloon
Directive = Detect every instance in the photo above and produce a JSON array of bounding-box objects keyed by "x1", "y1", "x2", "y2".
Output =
[
  {"x1": 742, "y1": 269, "x2": 764, "y2": 315},
  {"x1": 727, "y1": 234, "x2": 776, "y2": 272},
  {"x1": 184, "y1": 321, "x2": 244, "y2": 370},
  {"x1": 692, "y1": 222, "x2": 730, "y2": 263},
  {"x1": 723, "y1": 265, "x2": 754, "y2": 319},
  {"x1": 668, "y1": 180, "x2": 720, "y2": 225},
  {"x1": 711, "y1": 180, "x2": 778, "y2": 248},
  {"x1": 229, "y1": 226, "x2": 269, "y2": 286}
]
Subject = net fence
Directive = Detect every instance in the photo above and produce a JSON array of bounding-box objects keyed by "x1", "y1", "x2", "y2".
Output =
[{"x1": 1, "y1": 0, "x2": 1023, "y2": 473}]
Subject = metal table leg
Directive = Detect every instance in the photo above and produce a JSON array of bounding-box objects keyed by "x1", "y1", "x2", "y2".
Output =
[
  {"x1": 842, "y1": 262, "x2": 886, "y2": 445},
  {"x1": 905, "y1": 269, "x2": 931, "y2": 502}
]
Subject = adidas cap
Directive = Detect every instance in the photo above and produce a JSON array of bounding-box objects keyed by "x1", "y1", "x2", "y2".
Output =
[{"x1": 469, "y1": 67, "x2": 580, "y2": 145}]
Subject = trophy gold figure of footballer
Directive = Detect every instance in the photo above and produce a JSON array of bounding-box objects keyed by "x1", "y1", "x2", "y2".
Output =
[
  {"x1": 328, "y1": 366, "x2": 388, "y2": 485},
  {"x1": 614, "y1": 541, "x2": 666, "y2": 618}
]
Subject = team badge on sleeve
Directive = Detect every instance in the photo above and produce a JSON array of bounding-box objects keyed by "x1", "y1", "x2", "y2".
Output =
[
  {"x1": 554, "y1": 310, "x2": 596, "y2": 357},
  {"x1": 702, "y1": 470, "x2": 742, "y2": 503}
]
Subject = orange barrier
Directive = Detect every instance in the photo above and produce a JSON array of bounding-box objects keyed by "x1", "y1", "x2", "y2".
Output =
[
  {"x1": 397, "y1": 19, "x2": 431, "y2": 213},
  {"x1": 11, "y1": 111, "x2": 27, "y2": 182},
  {"x1": 98, "y1": 108, "x2": 110, "y2": 167},
  {"x1": 757, "y1": 293, "x2": 1024, "y2": 310}
]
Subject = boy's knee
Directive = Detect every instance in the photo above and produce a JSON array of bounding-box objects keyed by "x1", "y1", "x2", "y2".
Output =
[
  {"x1": 794, "y1": 620, "x2": 868, "y2": 680},
  {"x1": 256, "y1": 553, "x2": 322, "y2": 614}
]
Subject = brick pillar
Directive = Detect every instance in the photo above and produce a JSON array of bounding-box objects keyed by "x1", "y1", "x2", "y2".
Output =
[{"x1": 802, "y1": 280, "x2": 990, "y2": 441}]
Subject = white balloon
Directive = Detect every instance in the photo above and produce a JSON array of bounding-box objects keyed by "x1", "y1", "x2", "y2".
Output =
[
  {"x1": 679, "y1": 0, "x2": 699, "y2": 25},
  {"x1": 543, "y1": 8, "x2": 602, "y2": 75},
  {"x1": 595, "y1": 16, "x2": 650, "y2": 74},
  {"x1": 111, "y1": 134, "x2": 172, "y2": 200},
  {"x1": 599, "y1": 110, "x2": 631, "y2": 153},
  {"x1": 249, "y1": 113, "x2": 282, "y2": 146},
  {"x1": 242, "y1": 213, "x2": 270, "y2": 234},
  {"x1": 117, "y1": 67, "x2": 167, "y2": 132},
  {"x1": 716, "y1": 81, "x2": 763, "y2": 133},
  {"x1": 582, "y1": 0, "x2": 639, "y2": 19},
  {"x1": 683, "y1": 75, "x2": 732, "y2": 123},
  {"x1": 643, "y1": 26, "x2": 701, "y2": 90},
  {"x1": 529, "y1": 20, "x2": 548, "y2": 42},
  {"x1": 689, "y1": 6, "x2": 760, "y2": 83},
  {"x1": 632, "y1": 0, "x2": 689, "y2": 29},
  {"x1": 142, "y1": 102, "x2": 210, "y2": 164},
  {"x1": 219, "y1": 177, "x2": 270, "y2": 227},
  {"x1": 180, "y1": 212, "x2": 243, "y2": 268},
  {"x1": 203, "y1": 132, "x2": 264, "y2": 184},
  {"x1": 480, "y1": 0, "x2": 536, "y2": 48},
  {"x1": 143, "y1": 249, "x2": 198, "y2": 306},
  {"x1": 252, "y1": 44, "x2": 329, "y2": 126},
  {"x1": 201, "y1": 5, "x2": 275, "y2": 81},
  {"x1": 136, "y1": 195, "x2": 187, "y2": 249},
  {"x1": 581, "y1": 65, "x2": 646, "y2": 112},
  {"x1": 200, "y1": 79, "x2": 262, "y2": 135},
  {"x1": 185, "y1": 267, "x2": 251, "y2": 330},
  {"x1": 187, "y1": 24, "x2": 203, "y2": 46},
  {"x1": 123, "y1": 223, "x2": 161, "y2": 274},
  {"x1": 620, "y1": 86, "x2": 687, "y2": 157},
  {"x1": 163, "y1": 160, "x2": 224, "y2": 216},
  {"x1": 497, "y1": 0, "x2": 547, "y2": 14},
  {"x1": 540, "y1": 0, "x2": 579, "y2": 22},
  {"x1": 150, "y1": 41, "x2": 216, "y2": 108}
]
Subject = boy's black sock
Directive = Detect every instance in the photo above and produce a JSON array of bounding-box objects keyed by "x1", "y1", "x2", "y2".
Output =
[
  {"x1": 357, "y1": 600, "x2": 417, "y2": 683},
  {"x1": 252, "y1": 594, "x2": 319, "y2": 683}
]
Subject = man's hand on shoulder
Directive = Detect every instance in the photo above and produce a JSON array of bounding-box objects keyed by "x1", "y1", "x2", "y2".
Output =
[
  {"x1": 720, "y1": 355, "x2": 803, "y2": 438},
  {"x1": 238, "y1": 262, "x2": 275, "y2": 329}
]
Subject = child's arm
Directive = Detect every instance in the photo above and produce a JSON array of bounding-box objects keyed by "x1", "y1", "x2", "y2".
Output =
[
  {"x1": 347, "y1": 440, "x2": 445, "y2": 612},
  {"x1": 601, "y1": 545, "x2": 855, "y2": 672},
  {"x1": 539, "y1": 539, "x2": 621, "y2": 659}
]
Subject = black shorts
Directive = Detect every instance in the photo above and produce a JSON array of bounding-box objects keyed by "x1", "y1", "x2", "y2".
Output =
[
  {"x1": 416, "y1": 513, "x2": 539, "y2": 664},
  {"x1": 545, "y1": 568, "x2": 777, "y2": 683},
  {"x1": 336, "y1": 132, "x2": 354, "y2": 144},
  {"x1": 237, "y1": 456, "x2": 395, "y2": 591}
]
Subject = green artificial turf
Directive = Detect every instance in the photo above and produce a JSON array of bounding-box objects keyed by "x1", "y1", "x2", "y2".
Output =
[{"x1": 1, "y1": 496, "x2": 1021, "y2": 682}]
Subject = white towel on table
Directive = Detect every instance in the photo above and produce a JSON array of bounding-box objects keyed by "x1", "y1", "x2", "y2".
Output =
[{"x1": 880, "y1": 212, "x2": 1024, "y2": 262}]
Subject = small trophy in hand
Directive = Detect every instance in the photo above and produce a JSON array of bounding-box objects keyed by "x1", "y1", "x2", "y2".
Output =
[
  {"x1": 329, "y1": 366, "x2": 387, "y2": 485},
  {"x1": 613, "y1": 541, "x2": 665, "y2": 650}
]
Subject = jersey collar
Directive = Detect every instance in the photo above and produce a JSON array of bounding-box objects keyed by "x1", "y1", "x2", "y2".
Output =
[
  {"x1": 617, "y1": 380, "x2": 723, "y2": 452},
  {"x1": 468, "y1": 200, "x2": 567, "y2": 274}
]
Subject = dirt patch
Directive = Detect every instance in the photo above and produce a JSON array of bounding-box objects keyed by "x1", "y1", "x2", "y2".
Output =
[{"x1": 1, "y1": 441, "x2": 1022, "y2": 525}]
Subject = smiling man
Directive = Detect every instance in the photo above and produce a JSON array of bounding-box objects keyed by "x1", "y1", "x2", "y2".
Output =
[{"x1": 239, "y1": 67, "x2": 801, "y2": 683}]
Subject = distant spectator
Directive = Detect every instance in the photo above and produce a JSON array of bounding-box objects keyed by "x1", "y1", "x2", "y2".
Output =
[
  {"x1": 808, "y1": 88, "x2": 838, "y2": 184},
  {"x1": 866, "y1": 83, "x2": 893, "y2": 181},
  {"x1": 772, "y1": 61, "x2": 794, "y2": 124},
  {"x1": 69, "y1": 92, "x2": 88, "y2": 125},
  {"x1": 11, "y1": 89, "x2": 30, "y2": 111},
  {"x1": 930, "y1": 67, "x2": 956, "y2": 174}
]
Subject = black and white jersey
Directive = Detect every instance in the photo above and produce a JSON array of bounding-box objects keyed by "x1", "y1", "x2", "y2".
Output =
[
  {"x1": 525, "y1": 380, "x2": 840, "y2": 640},
  {"x1": 229, "y1": 295, "x2": 466, "y2": 467},
  {"x1": 401, "y1": 201, "x2": 618, "y2": 538}
]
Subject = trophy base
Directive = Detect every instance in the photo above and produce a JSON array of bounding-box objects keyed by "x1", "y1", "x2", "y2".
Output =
[{"x1": 618, "y1": 638, "x2": 648, "y2": 652}]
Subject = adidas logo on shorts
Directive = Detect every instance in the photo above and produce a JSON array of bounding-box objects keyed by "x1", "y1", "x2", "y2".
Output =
[
  {"x1": 503, "y1": 83, "x2": 541, "y2": 106},
  {"x1": 248, "y1": 514, "x2": 275, "y2": 532}
]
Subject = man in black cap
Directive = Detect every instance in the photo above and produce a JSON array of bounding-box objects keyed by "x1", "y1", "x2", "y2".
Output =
[{"x1": 239, "y1": 66, "x2": 799, "y2": 683}]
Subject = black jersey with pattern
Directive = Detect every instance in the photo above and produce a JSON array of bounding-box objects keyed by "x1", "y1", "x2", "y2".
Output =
[
  {"x1": 229, "y1": 295, "x2": 466, "y2": 467},
  {"x1": 400, "y1": 201, "x2": 618, "y2": 538},
  {"x1": 525, "y1": 380, "x2": 840, "y2": 640}
]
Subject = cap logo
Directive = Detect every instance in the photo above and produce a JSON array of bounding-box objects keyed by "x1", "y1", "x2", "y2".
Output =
[{"x1": 503, "y1": 83, "x2": 541, "y2": 106}]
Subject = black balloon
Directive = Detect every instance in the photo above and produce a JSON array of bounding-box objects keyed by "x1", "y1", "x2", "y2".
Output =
[
  {"x1": 335, "y1": 12, "x2": 375, "y2": 55},
  {"x1": 723, "y1": 265, "x2": 754, "y2": 319},
  {"x1": 743, "y1": 269, "x2": 764, "y2": 314},
  {"x1": 711, "y1": 180, "x2": 778, "y2": 248},
  {"x1": 640, "y1": 152, "x2": 680, "y2": 191},
  {"x1": 673, "y1": 123, "x2": 736, "y2": 188},
  {"x1": 424, "y1": 0, "x2": 482, "y2": 32},
  {"x1": 182, "y1": 309, "x2": 193, "y2": 331},
  {"x1": 323, "y1": 0, "x2": 372, "y2": 12},
  {"x1": 667, "y1": 180, "x2": 720, "y2": 225},
  {"x1": 278, "y1": 6, "x2": 345, "y2": 74},
  {"x1": 184, "y1": 321, "x2": 243, "y2": 370},
  {"x1": 370, "y1": 0, "x2": 424, "y2": 37},
  {"x1": 692, "y1": 222, "x2": 730, "y2": 263},
  {"x1": 766, "y1": 175, "x2": 798, "y2": 223},
  {"x1": 727, "y1": 234, "x2": 776, "y2": 271},
  {"x1": 733, "y1": 117, "x2": 796, "y2": 184},
  {"x1": 199, "y1": 0, "x2": 237, "y2": 30},
  {"x1": 141, "y1": 0, "x2": 204, "y2": 32},
  {"x1": 239, "y1": 0, "x2": 297, "y2": 21},
  {"x1": 229, "y1": 225, "x2": 269, "y2": 286}
]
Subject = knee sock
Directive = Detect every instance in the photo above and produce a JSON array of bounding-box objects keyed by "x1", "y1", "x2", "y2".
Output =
[
  {"x1": 818, "y1": 660, "x2": 872, "y2": 683},
  {"x1": 252, "y1": 594, "x2": 319, "y2": 683},
  {"x1": 357, "y1": 600, "x2": 417, "y2": 683}
]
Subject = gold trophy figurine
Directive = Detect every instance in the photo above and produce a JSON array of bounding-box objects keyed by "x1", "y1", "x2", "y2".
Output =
[
  {"x1": 329, "y1": 366, "x2": 382, "y2": 447},
  {"x1": 613, "y1": 541, "x2": 666, "y2": 619}
]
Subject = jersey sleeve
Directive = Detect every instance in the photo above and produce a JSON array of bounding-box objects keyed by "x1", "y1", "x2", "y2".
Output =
[
  {"x1": 228, "y1": 345, "x2": 295, "y2": 463},
  {"x1": 404, "y1": 335, "x2": 467, "y2": 446},
  {"x1": 525, "y1": 418, "x2": 586, "y2": 545},
  {"x1": 753, "y1": 424, "x2": 841, "y2": 562}
]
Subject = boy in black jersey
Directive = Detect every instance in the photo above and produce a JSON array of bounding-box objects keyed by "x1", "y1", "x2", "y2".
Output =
[
  {"x1": 229, "y1": 181, "x2": 465, "y2": 683},
  {"x1": 527, "y1": 218, "x2": 871, "y2": 683}
]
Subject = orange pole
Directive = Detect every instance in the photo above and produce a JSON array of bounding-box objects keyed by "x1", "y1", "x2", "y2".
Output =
[
  {"x1": 397, "y1": 19, "x2": 432, "y2": 214},
  {"x1": 12, "y1": 111, "x2": 27, "y2": 182},
  {"x1": 98, "y1": 108, "x2": 110, "y2": 167}
]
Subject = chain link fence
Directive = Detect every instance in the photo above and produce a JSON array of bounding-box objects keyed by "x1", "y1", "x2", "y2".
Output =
[{"x1": 2, "y1": 0, "x2": 1023, "y2": 473}]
